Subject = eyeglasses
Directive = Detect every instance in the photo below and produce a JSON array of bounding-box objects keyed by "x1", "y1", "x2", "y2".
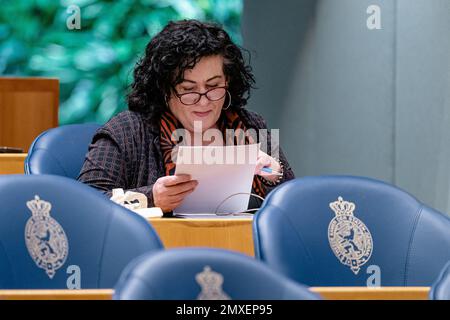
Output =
[{"x1": 174, "y1": 86, "x2": 228, "y2": 106}]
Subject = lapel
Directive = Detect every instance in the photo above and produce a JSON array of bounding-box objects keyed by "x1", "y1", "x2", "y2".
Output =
[{"x1": 143, "y1": 113, "x2": 165, "y2": 180}]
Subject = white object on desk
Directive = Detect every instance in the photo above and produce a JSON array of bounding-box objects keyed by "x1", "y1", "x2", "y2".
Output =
[
  {"x1": 174, "y1": 143, "x2": 259, "y2": 215},
  {"x1": 110, "y1": 188, "x2": 163, "y2": 218},
  {"x1": 132, "y1": 207, "x2": 164, "y2": 219}
]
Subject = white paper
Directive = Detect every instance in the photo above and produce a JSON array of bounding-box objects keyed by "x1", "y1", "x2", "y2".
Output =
[
  {"x1": 133, "y1": 207, "x2": 164, "y2": 219},
  {"x1": 173, "y1": 143, "x2": 259, "y2": 215}
]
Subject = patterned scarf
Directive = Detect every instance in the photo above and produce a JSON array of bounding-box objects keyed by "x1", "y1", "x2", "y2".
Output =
[{"x1": 159, "y1": 109, "x2": 266, "y2": 198}]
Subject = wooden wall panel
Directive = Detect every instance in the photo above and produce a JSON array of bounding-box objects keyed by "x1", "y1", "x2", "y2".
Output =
[{"x1": 0, "y1": 78, "x2": 59, "y2": 152}]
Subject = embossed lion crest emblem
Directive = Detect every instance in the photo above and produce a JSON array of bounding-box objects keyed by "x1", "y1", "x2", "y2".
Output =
[
  {"x1": 24, "y1": 195, "x2": 69, "y2": 279},
  {"x1": 328, "y1": 196, "x2": 373, "y2": 275}
]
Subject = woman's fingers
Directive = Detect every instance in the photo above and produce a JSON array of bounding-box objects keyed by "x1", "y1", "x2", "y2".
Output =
[
  {"x1": 166, "y1": 180, "x2": 198, "y2": 196},
  {"x1": 162, "y1": 190, "x2": 193, "y2": 212},
  {"x1": 255, "y1": 155, "x2": 272, "y2": 175},
  {"x1": 168, "y1": 187, "x2": 196, "y2": 203},
  {"x1": 162, "y1": 174, "x2": 192, "y2": 187},
  {"x1": 152, "y1": 175, "x2": 198, "y2": 212}
]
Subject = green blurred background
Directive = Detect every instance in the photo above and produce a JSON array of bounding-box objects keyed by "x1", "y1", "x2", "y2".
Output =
[{"x1": 0, "y1": 0, "x2": 243, "y2": 124}]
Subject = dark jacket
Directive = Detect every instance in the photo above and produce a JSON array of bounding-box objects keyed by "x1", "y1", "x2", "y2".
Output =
[{"x1": 77, "y1": 108, "x2": 295, "y2": 210}]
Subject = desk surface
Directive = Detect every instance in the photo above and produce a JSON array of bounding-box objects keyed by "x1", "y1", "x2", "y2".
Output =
[
  {"x1": 0, "y1": 287, "x2": 430, "y2": 300},
  {"x1": 0, "y1": 153, "x2": 27, "y2": 174},
  {"x1": 148, "y1": 217, "x2": 254, "y2": 256}
]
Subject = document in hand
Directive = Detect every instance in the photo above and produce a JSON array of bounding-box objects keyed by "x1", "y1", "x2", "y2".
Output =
[{"x1": 173, "y1": 143, "x2": 259, "y2": 215}]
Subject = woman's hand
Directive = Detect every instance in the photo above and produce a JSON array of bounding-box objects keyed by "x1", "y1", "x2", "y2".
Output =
[
  {"x1": 255, "y1": 151, "x2": 282, "y2": 183},
  {"x1": 152, "y1": 174, "x2": 198, "y2": 212}
]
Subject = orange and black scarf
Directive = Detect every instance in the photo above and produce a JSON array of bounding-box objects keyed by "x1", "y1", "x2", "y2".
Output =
[{"x1": 160, "y1": 109, "x2": 266, "y2": 198}]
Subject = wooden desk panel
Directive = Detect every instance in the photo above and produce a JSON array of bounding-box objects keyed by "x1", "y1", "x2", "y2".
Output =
[
  {"x1": 310, "y1": 286, "x2": 430, "y2": 300},
  {"x1": 0, "y1": 289, "x2": 114, "y2": 300},
  {"x1": 149, "y1": 218, "x2": 254, "y2": 256},
  {"x1": 0, "y1": 287, "x2": 430, "y2": 300},
  {"x1": 0, "y1": 77, "x2": 58, "y2": 151},
  {"x1": 0, "y1": 153, "x2": 27, "y2": 174}
]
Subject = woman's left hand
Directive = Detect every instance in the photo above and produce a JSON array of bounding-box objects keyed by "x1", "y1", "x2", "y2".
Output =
[{"x1": 255, "y1": 151, "x2": 282, "y2": 183}]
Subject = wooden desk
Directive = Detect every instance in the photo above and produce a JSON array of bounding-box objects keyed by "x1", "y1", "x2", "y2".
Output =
[
  {"x1": 0, "y1": 77, "x2": 58, "y2": 151},
  {"x1": 0, "y1": 287, "x2": 430, "y2": 300},
  {"x1": 309, "y1": 286, "x2": 430, "y2": 300},
  {"x1": 0, "y1": 153, "x2": 27, "y2": 174},
  {"x1": 148, "y1": 217, "x2": 254, "y2": 256},
  {"x1": 0, "y1": 289, "x2": 114, "y2": 300}
]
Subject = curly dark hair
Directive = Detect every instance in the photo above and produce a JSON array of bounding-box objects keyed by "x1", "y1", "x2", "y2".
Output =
[{"x1": 127, "y1": 19, "x2": 255, "y2": 118}]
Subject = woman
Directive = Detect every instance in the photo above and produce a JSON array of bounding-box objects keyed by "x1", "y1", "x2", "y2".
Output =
[{"x1": 78, "y1": 19, "x2": 294, "y2": 213}]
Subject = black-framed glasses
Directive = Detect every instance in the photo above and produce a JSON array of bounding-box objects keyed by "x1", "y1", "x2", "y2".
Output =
[{"x1": 174, "y1": 86, "x2": 228, "y2": 106}]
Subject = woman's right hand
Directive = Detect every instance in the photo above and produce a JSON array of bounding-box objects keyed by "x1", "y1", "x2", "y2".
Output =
[{"x1": 152, "y1": 174, "x2": 198, "y2": 212}]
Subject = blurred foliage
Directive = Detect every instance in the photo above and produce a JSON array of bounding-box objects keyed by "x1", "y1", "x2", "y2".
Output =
[{"x1": 0, "y1": 0, "x2": 243, "y2": 124}]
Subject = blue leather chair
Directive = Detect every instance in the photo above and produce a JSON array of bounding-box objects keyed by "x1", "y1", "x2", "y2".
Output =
[
  {"x1": 253, "y1": 176, "x2": 450, "y2": 287},
  {"x1": 0, "y1": 174, "x2": 162, "y2": 289},
  {"x1": 429, "y1": 261, "x2": 450, "y2": 300},
  {"x1": 113, "y1": 248, "x2": 320, "y2": 300},
  {"x1": 25, "y1": 124, "x2": 100, "y2": 178}
]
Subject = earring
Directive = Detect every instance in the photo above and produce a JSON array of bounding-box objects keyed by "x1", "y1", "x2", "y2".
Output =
[{"x1": 223, "y1": 91, "x2": 231, "y2": 110}]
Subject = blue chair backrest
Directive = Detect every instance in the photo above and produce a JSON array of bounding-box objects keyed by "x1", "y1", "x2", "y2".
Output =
[
  {"x1": 113, "y1": 248, "x2": 320, "y2": 300},
  {"x1": 429, "y1": 261, "x2": 450, "y2": 300},
  {"x1": 0, "y1": 174, "x2": 162, "y2": 289},
  {"x1": 25, "y1": 124, "x2": 100, "y2": 178},
  {"x1": 253, "y1": 175, "x2": 450, "y2": 287}
]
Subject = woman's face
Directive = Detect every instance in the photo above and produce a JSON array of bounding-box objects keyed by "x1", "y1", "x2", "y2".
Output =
[{"x1": 168, "y1": 55, "x2": 227, "y2": 133}]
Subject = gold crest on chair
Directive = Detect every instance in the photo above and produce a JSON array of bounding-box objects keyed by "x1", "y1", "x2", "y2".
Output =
[
  {"x1": 328, "y1": 196, "x2": 373, "y2": 275},
  {"x1": 24, "y1": 195, "x2": 69, "y2": 279}
]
